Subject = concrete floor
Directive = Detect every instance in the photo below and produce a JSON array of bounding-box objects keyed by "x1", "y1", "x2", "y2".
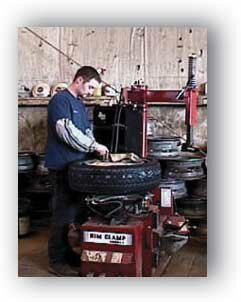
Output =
[{"x1": 18, "y1": 225, "x2": 207, "y2": 277}]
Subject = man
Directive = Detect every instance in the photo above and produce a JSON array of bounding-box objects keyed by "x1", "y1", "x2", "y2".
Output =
[{"x1": 45, "y1": 66, "x2": 109, "y2": 276}]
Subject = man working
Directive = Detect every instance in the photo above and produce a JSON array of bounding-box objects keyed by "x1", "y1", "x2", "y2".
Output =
[{"x1": 45, "y1": 66, "x2": 109, "y2": 276}]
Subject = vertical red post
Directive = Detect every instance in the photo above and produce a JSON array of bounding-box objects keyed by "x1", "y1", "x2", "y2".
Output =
[{"x1": 184, "y1": 88, "x2": 198, "y2": 126}]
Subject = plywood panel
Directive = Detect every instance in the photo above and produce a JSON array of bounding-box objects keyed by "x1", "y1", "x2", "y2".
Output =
[
  {"x1": 18, "y1": 26, "x2": 207, "y2": 90},
  {"x1": 18, "y1": 27, "x2": 61, "y2": 89},
  {"x1": 145, "y1": 27, "x2": 207, "y2": 89},
  {"x1": 145, "y1": 27, "x2": 180, "y2": 89},
  {"x1": 59, "y1": 27, "x2": 145, "y2": 87},
  {"x1": 176, "y1": 27, "x2": 207, "y2": 85},
  {"x1": 18, "y1": 27, "x2": 146, "y2": 90}
]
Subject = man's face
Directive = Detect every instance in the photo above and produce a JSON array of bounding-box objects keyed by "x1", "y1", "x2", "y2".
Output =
[{"x1": 76, "y1": 77, "x2": 100, "y2": 97}]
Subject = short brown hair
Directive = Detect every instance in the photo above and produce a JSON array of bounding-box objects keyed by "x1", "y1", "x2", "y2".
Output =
[{"x1": 73, "y1": 66, "x2": 101, "y2": 83}]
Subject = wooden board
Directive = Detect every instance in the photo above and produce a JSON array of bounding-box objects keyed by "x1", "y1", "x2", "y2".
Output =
[
  {"x1": 145, "y1": 27, "x2": 207, "y2": 89},
  {"x1": 18, "y1": 27, "x2": 61, "y2": 89},
  {"x1": 18, "y1": 27, "x2": 207, "y2": 90},
  {"x1": 161, "y1": 238, "x2": 207, "y2": 277}
]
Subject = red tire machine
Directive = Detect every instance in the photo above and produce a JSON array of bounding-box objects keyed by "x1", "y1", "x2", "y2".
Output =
[
  {"x1": 124, "y1": 54, "x2": 199, "y2": 156},
  {"x1": 68, "y1": 55, "x2": 198, "y2": 276},
  {"x1": 68, "y1": 190, "x2": 189, "y2": 277}
]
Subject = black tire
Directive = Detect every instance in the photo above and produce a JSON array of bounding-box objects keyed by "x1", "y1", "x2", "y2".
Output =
[
  {"x1": 159, "y1": 179, "x2": 187, "y2": 199},
  {"x1": 176, "y1": 196, "x2": 207, "y2": 219},
  {"x1": 148, "y1": 136, "x2": 181, "y2": 158},
  {"x1": 18, "y1": 197, "x2": 31, "y2": 216},
  {"x1": 68, "y1": 159, "x2": 161, "y2": 195},
  {"x1": 36, "y1": 153, "x2": 49, "y2": 175},
  {"x1": 18, "y1": 152, "x2": 35, "y2": 173}
]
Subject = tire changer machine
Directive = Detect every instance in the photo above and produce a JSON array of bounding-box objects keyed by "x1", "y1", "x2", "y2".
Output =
[{"x1": 68, "y1": 55, "x2": 200, "y2": 277}]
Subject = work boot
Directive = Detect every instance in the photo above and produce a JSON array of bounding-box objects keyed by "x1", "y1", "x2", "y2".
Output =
[{"x1": 48, "y1": 263, "x2": 79, "y2": 277}]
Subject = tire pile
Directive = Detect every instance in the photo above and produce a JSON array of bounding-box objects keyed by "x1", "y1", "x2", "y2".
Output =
[
  {"x1": 18, "y1": 152, "x2": 35, "y2": 190},
  {"x1": 18, "y1": 152, "x2": 52, "y2": 231},
  {"x1": 18, "y1": 152, "x2": 52, "y2": 194},
  {"x1": 148, "y1": 136, "x2": 207, "y2": 225},
  {"x1": 148, "y1": 136, "x2": 181, "y2": 158}
]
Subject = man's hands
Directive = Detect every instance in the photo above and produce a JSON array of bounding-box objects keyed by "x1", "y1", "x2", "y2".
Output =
[{"x1": 95, "y1": 143, "x2": 109, "y2": 159}]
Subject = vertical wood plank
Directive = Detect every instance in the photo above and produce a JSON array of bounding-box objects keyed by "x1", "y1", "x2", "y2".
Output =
[
  {"x1": 18, "y1": 27, "x2": 61, "y2": 89},
  {"x1": 144, "y1": 27, "x2": 207, "y2": 89},
  {"x1": 18, "y1": 26, "x2": 207, "y2": 89}
]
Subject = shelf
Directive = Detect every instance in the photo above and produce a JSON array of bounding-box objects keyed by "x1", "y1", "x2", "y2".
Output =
[
  {"x1": 148, "y1": 96, "x2": 207, "y2": 107},
  {"x1": 18, "y1": 97, "x2": 50, "y2": 106},
  {"x1": 18, "y1": 95, "x2": 207, "y2": 107},
  {"x1": 18, "y1": 96, "x2": 117, "y2": 107}
]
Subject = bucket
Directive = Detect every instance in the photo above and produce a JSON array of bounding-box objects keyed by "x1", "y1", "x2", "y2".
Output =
[{"x1": 18, "y1": 197, "x2": 31, "y2": 237}]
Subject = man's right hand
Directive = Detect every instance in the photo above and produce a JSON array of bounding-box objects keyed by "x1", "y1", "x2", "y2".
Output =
[{"x1": 95, "y1": 143, "x2": 109, "y2": 158}]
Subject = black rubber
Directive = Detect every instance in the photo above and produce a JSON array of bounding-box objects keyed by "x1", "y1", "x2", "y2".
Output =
[
  {"x1": 148, "y1": 136, "x2": 181, "y2": 151},
  {"x1": 68, "y1": 159, "x2": 161, "y2": 195},
  {"x1": 18, "y1": 197, "x2": 31, "y2": 216},
  {"x1": 18, "y1": 152, "x2": 35, "y2": 172},
  {"x1": 176, "y1": 196, "x2": 207, "y2": 219}
]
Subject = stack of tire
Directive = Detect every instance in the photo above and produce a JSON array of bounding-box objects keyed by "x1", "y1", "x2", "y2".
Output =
[
  {"x1": 148, "y1": 136, "x2": 186, "y2": 200},
  {"x1": 148, "y1": 136, "x2": 181, "y2": 159},
  {"x1": 18, "y1": 152, "x2": 35, "y2": 191},
  {"x1": 164, "y1": 158, "x2": 207, "y2": 224},
  {"x1": 25, "y1": 153, "x2": 52, "y2": 229},
  {"x1": 18, "y1": 152, "x2": 35, "y2": 236},
  {"x1": 18, "y1": 152, "x2": 52, "y2": 231},
  {"x1": 148, "y1": 136, "x2": 207, "y2": 226},
  {"x1": 18, "y1": 152, "x2": 52, "y2": 193},
  {"x1": 31, "y1": 153, "x2": 52, "y2": 194}
]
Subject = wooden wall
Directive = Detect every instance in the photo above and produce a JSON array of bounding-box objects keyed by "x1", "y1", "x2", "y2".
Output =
[
  {"x1": 18, "y1": 27, "x2": 207, "y2": 90},
  {"x1": 18, "y1": 27, "x2": 207, "y2": 153}
]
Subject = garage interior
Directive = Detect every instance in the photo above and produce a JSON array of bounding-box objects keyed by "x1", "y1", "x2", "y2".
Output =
[{"x1": 18, "y1": 26, "x2": 207, "y2": 277}]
